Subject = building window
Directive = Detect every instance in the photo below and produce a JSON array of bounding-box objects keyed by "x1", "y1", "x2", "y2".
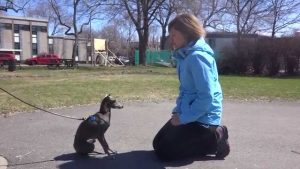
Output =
[
  {"x1": 32, "y1": 43, "x2": 38, "y2": 55},
  {"x1": 5, "y1": 23, "x2": 12, "y2": 29},
  {"x1": 0, "y1": 23, "x2": 12, "y2": 30},
  {"x1": 32, "y1": 26, "x2": 37, "y2": 35},
  {"x1": 14, "y1": 42, "x2": 20, "y2": 49},
  {"x1": 32, "y1": 26, "x2": 38, "y2": 55},
  {"x1": 87, "y1": 45, "x2": 92, "y2": 57},
  {"x1": 14, "y1": 33, "x2": 20, "y2": 42},
  {"x1": 14, "y1": 24, "x2": 20, "y2": 33},
  {"x1": 40, "y1": 26, "x2": 47, "y2": 32},
  {"x1": 20, "y1": 25, "x2": 30, "y2": 31},
  {"x1": 13, "y1": 24, "x2": 21, "y2": 59},
  {"x1": 48, "y1": 38, "x2": 54, "y2": 54},
  {"x1": 14, "y1": 29, "x2": 20, "y2": 50},
  {"x1": 32, "y1": 34, "x2": 37, "y2": 43}
]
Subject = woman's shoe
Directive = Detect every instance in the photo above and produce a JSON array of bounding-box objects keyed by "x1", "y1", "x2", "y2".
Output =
[{"x1": 215, "y1": 125, "x2": 230, "y2": 159}]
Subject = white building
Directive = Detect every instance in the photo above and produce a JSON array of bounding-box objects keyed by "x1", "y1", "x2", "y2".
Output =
[
  {"x1": 0, "y1": 15, "x2": 92, "y2": 63},
  {"x1": 0, "y1": 15, "x2": 48, "y2": 61}
]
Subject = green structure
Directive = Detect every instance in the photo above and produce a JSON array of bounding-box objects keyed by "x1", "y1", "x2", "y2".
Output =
[{"x1": 135, "y1": 50, "x2": 173, "y2": 66}]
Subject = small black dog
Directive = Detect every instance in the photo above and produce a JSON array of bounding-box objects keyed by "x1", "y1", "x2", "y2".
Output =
[{"x1": 73, "y1": 94, "x2": 123, "y2": 156}]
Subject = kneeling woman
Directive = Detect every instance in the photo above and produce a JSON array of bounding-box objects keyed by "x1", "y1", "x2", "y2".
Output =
[{"x1": 152, "y1": 14, "x2": 230, "y2": 162}]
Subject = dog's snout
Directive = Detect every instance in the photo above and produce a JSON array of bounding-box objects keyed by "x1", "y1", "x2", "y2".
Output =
[
  {"x1": 116, "y1": 104, "x2": 123, "y2": 109},
  {"x1": 111, "y1": 102, "x2": 123, "y2": 109}
]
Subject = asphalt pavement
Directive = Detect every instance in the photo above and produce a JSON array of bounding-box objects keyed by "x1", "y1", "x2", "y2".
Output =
[{"x1": 0, "y1": 100, "x2": 300, "y2": 169}]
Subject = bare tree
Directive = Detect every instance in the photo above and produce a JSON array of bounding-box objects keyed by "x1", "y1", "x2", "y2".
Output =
[
  {"x1": 176, "y1": 0, "x2": 229, "y2": 30},
  {"x1": 24, "y1": 0, "x2": 65, "y2": 35},
  {"x1": 48, "y1": 0, "x2": 106, "y2": 63},
  {"x1": 154, "y1": 0, "x2": 229, "y2": 50},
  {"x1": 227, "y1": 0, "x2": 268, "y2": 40},
  {"x1": 264, "y1": 0, "x2": 300, "y2": 38},
  {"x1": 219, "y1": 0, "x2": 268, "y2": 74},
  {"x1": 148, "y1": 23, "x2": 161, "y2": 49},
  {"x1": 113, "y1": 11, "x2": 137, "y2": 61},
  {"x1": 154, "y1": 0, "x2": 178, "y2": 50},
  {"x1": 97, "y1": 22, "x2": 128, "y2": 55},
  {"x1": 0, "y1": 0, "x2": 30, "y2": 12},
  {"x1": 122, "y1": 0, "x2": 166, "y2": 65},
  {"x1": 119, "y1": 13, "x2": 137, "y2": 44}
]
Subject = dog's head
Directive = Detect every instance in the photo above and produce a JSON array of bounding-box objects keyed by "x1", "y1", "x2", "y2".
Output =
[{"x1": 101, "y1": 94, "x2": 123, "y2": 109}]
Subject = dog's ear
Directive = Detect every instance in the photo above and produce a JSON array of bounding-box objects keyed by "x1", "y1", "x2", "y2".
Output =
[{"x1": 103, "y1": 94, "x2": 112, "y2": 101}]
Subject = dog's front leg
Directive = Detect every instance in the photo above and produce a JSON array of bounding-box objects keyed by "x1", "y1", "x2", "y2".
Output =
[
  {"x1": 103, "y1": 136, "x2": 117, "y2": 155},
  {"x1": 97, "y1": 134, "x2": 116, "y2": 155}
]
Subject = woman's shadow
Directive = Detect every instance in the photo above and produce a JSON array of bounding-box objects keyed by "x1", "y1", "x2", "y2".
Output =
[{"x1": 55, "y1": 150, "x2": 221, "y2": 169}]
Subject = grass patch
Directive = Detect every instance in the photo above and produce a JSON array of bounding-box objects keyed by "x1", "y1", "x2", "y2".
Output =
[
  {"x1": 0, "y1": 66, "x2": 299, "y2": 114},
  {"x1": 220, "y1": 76, "x2": 300, "y2": 101}
]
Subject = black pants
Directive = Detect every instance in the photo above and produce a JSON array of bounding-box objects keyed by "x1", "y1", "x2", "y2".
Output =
[{"x1": 153, "y1": 120, "x2": 218, "y2": 162}]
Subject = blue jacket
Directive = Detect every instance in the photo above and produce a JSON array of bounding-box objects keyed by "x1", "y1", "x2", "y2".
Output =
[{"x1": 172, "y1": 38, "x2": 223, "y2": 125}]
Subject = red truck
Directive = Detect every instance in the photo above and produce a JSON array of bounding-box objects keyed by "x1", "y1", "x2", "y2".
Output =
[{"x1": 0, "y1": 49, "x2": 18, "y2": 71}]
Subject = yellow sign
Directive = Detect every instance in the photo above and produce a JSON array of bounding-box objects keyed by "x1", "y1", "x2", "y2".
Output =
[{"x1": 94, "y1": 39, "x2": 106, "y2": 51}]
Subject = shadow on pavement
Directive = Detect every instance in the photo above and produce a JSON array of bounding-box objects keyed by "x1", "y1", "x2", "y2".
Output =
[
  {"x1": 55, "y1": 150, "x2": 166, "y2": 169},
  {"x1": 55, "y1": 151, "x2": 224, "y2": 169},
  {"x1": 163, "y1": 155, "x2": 224, "y2": 167},
  {"x1": 4, "y1": 153, "x2": 222, "y2": 169}
]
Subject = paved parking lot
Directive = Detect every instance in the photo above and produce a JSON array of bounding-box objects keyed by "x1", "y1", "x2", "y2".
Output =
[{"x1": 0, "y1": 100, "x2": 300, "y2": 169}]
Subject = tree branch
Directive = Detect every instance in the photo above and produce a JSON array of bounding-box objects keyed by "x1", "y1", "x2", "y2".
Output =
[{"x1": 0, "y1": 0, "x2": 30, "y2": 12}]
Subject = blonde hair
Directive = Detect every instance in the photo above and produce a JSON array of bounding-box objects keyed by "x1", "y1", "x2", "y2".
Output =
[{"x1": 168, "y1": 14, "x2": 206, "y2": 42}]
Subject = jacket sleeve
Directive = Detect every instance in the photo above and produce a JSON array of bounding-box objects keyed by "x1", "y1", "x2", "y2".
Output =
[
  {"x1": 179, "y1": 53, "x2": 215, "y2": 124},
  {"x1": 172, "y1": 57, "x2": 183, "y2": 114}
]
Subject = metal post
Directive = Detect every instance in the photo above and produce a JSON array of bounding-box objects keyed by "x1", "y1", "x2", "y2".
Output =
[{"x1": 90, "y1": 21, "x2": 94, "y2": 66}]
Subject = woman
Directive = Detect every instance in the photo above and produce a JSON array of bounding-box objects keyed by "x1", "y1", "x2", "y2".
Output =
[{"x1": 152, "y1": 14, "x2": 230, "y2": 162}]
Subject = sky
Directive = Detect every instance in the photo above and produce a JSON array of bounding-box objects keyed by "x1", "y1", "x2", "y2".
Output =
[{"x1": 2, "y1": 1, "x2": 300, "y2": 38}]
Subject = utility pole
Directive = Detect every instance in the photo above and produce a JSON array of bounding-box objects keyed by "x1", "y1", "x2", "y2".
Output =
[{"x1": 90, "y1": 21, "x2": 93, "y2": 66}]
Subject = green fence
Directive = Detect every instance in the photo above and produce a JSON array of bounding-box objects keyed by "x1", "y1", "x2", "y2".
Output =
[{"x1": 135, "y1": 50, "x2": 172, "y2": 66}]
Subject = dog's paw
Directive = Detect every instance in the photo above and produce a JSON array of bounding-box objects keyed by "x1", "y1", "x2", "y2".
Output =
[
  {"x1": 111, "y1": 151, "x2": 118, "y2": 155},
  {"x1": 108, "y1": 149, "x2": 118, "y2": 155}
]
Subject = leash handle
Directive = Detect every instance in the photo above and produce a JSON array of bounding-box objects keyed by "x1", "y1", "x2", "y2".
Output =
[{"x1": 0, "y1": 87, "x2": 85, "y2": 121}]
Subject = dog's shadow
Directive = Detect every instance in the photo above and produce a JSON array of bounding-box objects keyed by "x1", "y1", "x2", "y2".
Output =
[
  {"x1": 55, "y1": 150, "x2": 221, "y2": 169},
  {"x1": 55, "y1": 150, "x2": 165, "y2": 169}
]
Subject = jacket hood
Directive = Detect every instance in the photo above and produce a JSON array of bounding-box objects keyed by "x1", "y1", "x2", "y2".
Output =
[{"x1": 173, "y1": 38, "x2": 214, "y2": 59}]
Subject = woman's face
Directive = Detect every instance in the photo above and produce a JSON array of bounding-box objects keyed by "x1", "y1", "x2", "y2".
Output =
[{"x1": 169, "y1": 28, "x2": 187, "y2": 50}]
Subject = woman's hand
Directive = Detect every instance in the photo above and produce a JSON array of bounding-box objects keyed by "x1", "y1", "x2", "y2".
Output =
[{"x1": 171, "y1": 113, "x2": 181, "y2": 126}]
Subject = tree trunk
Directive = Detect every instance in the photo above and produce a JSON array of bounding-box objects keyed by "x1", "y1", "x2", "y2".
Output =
[
  {"x1": 271, "y1": 17, "x2": 276, "y2": 38},
  {"x1": 138, "y1": 9, "x2": 150, "y2": 66},
  {"x1": 139, "y1": 34, "x2": 147, "y2": 65},
  {"x1": 160, "y1": 27, "x2": 167, "y2": 50},
  {"x1": 72, "y1": 35, "x2": 78, "y2": 65}
]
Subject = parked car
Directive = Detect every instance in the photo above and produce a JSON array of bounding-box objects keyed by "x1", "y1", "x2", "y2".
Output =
[
  {"x1": 25, "y1": 53, "x2": 61, "y2": 66},
  {"x1": 114, "y1": 56, "x2": 130, "y2": 65},
  {"x1": 0, "y1": 49, "x2": 18, "y2": 71}
]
